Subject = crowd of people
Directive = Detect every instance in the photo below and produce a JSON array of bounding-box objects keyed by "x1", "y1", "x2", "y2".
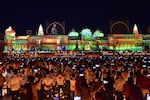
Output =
[{"x1": 0, "y1": 51, "x2": 150, "y2": 100}]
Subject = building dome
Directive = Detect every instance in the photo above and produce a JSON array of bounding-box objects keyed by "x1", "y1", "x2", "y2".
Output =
[
  {"x1": 81, "y1": 28, "x2": 92, "y2": 36},
  {"x1": 93, "y1": 30, "x2": 104, "y2": 38},
  {"x1": 81, "y1": 28, "x2": 93, "y2": 40},
  {"x1": 68, "y1": 30, "x2": 79, "y2": 37}
]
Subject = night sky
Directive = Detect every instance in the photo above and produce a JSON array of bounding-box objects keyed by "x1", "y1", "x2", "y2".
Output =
[{"x1": 0, "y1": 0, "x2": 150, "y2": 35}]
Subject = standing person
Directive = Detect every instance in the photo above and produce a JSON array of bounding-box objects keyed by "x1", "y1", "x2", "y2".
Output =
[
  {"x1": 113, "y1": 72, "x2": 126, "y2": 100},
  {"x1": 20, "y1": 83, "x2": 33, "y2": 100},
  {"x1": 69, "y1": 74, "x2": 76, "y2": 100},
  {"x1": 123, "y1": 80, "x2": 144, "y2": 100},
  {"x1": 42, "y1": 70, "x2": 54, "y2": 89},
  {"x1": 55, "y1": 72, "x2": 66, "y2": 99},
  {"x1": 64, "y1": 68, "x2": 71, "y2": 99},
  {"x1": 32, "y1": 77, "x2": 41, "y2": 100},
  {"x1": 0, "y1": 71, "x2": 5, "y2": 97},
  {"x1": 75, "y1": 77, "x2": 92, "y2": 100},
  {"x1": 40, "y1": 69, "x2": 54, "y2": 100},
  {"x1": 7, "y1": 70, "x2": 23, "y2": 100},
  {"x1": 56, "y1": 72, "x2": 65, "y2": 86},
  {"x1": 122, "y1": 71, "x2": 129, "y2": 82}
]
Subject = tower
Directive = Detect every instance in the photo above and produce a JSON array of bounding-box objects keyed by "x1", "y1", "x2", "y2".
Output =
[
  {"x1": 5, "y1": 26, "x2": 16, "y2": 52},
  {"x1": 38, "y1": 24, "x2": 44, "y2": 36},
  {"x1": 5, "y1": 26, "x2": 16, "y2": 35},
  {"x1": 133, "y1": 24, "x2": 139, "y2": 37},
  {"x1": 5, "y1": 26, "x2": 16, "y2": 41}
]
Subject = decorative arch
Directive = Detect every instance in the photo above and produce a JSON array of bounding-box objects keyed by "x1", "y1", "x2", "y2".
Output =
[
  {"x1": 46, "y1": 22, "x2": 65, "y2": 34},
  {"x1": 110, "y1": 21, "x2": 129, "y2": 33}
]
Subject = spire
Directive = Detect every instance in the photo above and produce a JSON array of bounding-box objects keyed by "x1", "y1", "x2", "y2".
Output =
[
  {"x1": 5, "y1": 26, "x2": 12, "y2": 32},
  {"x1": 38, "y1": 24, "x2": 44, "y2": 36},
  {"x1": 5, "y1": 26, "x2": 16, "y2": 36},
  {"x1": 133, "y1": 24, "x2": 139, "y2": 37}
]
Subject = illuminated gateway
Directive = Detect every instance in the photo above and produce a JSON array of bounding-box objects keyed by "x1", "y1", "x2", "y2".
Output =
[{"x1": 3, "y1": 21, "x2": 150, "y2": 53}]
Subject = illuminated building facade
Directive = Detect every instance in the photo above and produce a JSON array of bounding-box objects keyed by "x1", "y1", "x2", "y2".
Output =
[
  {"x1": 3, "y1": 21, "x2": 150, "y2": 52},
  {"x1": 108, "y1": 24, "x2": 143, "y2": 51}
]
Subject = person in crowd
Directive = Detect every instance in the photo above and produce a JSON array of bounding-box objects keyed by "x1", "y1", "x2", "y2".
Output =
[
  {"x1": 113, "y1": 72, "x2": 126, "y2": 100},
  {"x1": 40, "y1": 69, "x2": 54, "y2": 100},
  {"x1": 42, "y1": 69, "x2": 54, "y2": 91},
  {"x1": 122, "y1": 71, "x2": 129, "y2": 82},
  {"x1": 7, "y1": 69, "x2": 23, "y2": 100},
  {"x1": 56, "y1": 72, "x2": 65, "y2": 86},
  {"x1": 136, "y1": 68, "x2": 150, "y2": 99},
  {"x1": 0, "y1": 71, "x2": 5, "y2": 97},
  {"x1": 123, "y1": 78, "x2": 144, "y2": 100},
  {"x1": 69, "y1": 74, "x2": 76, "y2": 100},
  {"x1": 20, "y1": 83, "x2": 33, "y2": 100},
  {"x1": 6, "y1": 69, "x2": 13, "y2": 79},
  {"x1": 0, "y1": 51, "x2": 150, "y2": 100},
  {"x1": 90, "y1": 79, "x2": 104, "y2": 100},
  {"x1": 75, "y1": 77, "x2": 92, "y2": 100}
]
